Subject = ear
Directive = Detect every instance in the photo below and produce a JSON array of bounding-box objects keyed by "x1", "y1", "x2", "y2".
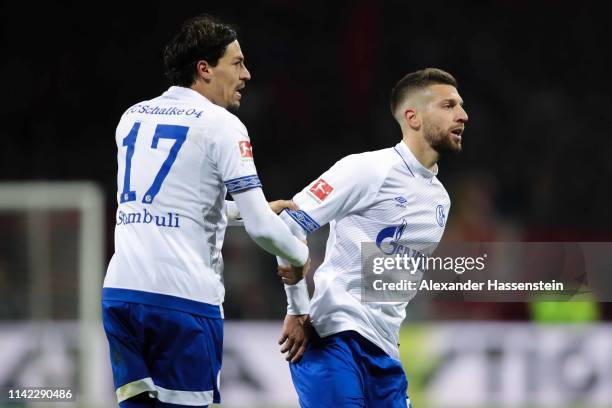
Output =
[
  {"x1": 404, "y1": 108, "x2": 420, "y2": 130},
  {"x1": 195, "y1": 60, "x2": 213, "y2": 81}
]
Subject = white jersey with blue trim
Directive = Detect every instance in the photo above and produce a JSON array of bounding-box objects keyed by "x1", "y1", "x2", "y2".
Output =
[
  {"x1": 104, "y1": 86, "x2": 261, "y2": 310},
  {"x1": 284, "y1": 141, "x2": 450, "y2": 359}
]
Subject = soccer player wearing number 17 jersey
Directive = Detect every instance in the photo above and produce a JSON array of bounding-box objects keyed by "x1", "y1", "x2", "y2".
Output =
[
  {"x1": 277, "y1": 68, "x2": 469, "y2": 407},
  {"x1": 102, "y1": 15, "x2": 309, "y2": 408}
]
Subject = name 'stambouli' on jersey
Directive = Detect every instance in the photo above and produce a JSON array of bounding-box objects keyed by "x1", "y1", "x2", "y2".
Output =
[{"x1": 104, "y1": 86, "x2": 261, "y2": 315}]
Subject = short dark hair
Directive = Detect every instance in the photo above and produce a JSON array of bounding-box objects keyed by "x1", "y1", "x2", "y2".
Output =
[
  {"x1": 390, "y1": 68, "x2": 458, "y2": 116},
  {"x1": 163, "y1": 14, "x2": 237, "y2": 87}
]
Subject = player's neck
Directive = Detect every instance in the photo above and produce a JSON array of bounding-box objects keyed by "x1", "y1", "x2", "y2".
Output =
[
  {"x1": 401, "y1": 135, "x2": 439, "y2": 170},
  {"x1": 190, "y1": 82, "x2": 220, "y2": 107}
]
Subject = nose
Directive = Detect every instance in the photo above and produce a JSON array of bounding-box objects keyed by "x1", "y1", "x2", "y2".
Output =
[
  {"x1": 241, "y1": 65, "x2": 251, "y2": 81},
  {"x1": 457, "y1": 105, "x2": 468, "y2": 123}
]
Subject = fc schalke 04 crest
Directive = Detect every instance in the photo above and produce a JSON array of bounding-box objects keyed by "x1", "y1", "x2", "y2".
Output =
[{"x1": 435, "y1": 205, "x2": 446, "y2": 227}]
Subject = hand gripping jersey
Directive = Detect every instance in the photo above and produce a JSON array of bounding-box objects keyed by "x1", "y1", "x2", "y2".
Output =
[
  {"x1": 285, "y1": 141, "x2": 450, "y2": 359},
  {"x1": 104, "y1": 86, "x2": 263, "y2": 315}
]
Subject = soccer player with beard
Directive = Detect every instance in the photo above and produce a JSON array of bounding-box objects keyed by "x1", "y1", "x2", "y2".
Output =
[{"x1": 275, "y1": 68, "x2": 468, "y2": 407}]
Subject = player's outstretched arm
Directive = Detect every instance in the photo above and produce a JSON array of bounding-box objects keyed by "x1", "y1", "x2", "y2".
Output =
[
  {"x1": 225, "y1": 199, "x2": 298, "y2": 226},
  {"x1": 276, "y1": 154, "x2": 378, "y2": 314},
  {"x1": 232, "y1": 187, "x2": 309, "y2": 280},
  {"x1": 276, "y1": 155, "x2": 382, "y2": 362}
]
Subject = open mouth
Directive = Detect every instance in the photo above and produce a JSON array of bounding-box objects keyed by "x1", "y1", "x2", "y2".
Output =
[
  {"x1": 450, "y1": 128, "x2": 463, "y2": 139},
  {"x1": 235, "y1": 85, "x2": 245, "y2": 99}
]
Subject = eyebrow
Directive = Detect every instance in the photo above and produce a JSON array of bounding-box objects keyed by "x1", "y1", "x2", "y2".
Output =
[
  {"x1": 234, "y1": 56, "x2": 244, "y2": 62},
  {"x1": 441, "y1": 98, "x2": 464, "y2": 106}
]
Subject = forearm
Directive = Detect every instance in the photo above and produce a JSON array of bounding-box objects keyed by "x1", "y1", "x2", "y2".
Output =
[
  {"x1": 277, "y1": 210, "x2": 311, "y2": 314},
  {"x1": 232, "y1": 188, "x2": 308, "y2": 266},
  {"x1": 282, "y1": 271, "x2": 310, "y2": 315}
]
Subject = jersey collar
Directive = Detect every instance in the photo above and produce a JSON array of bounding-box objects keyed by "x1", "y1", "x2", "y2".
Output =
[
  {"x1": 394, "y1": 141, "x2": 439, "y2": 178},
  {"x1": 162, "y1": 86, "x2": 214, "y2": 105}
]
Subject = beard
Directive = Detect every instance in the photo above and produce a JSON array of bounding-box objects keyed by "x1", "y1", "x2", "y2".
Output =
[
  {"x1": 423, "y1": 120, "x2": 462, "y2": 154},
  {"x1": 226, "y1": 99, "x2": 241, "y2": 114},
  {"x1": 226, "y1": 104, "x2": 240, "y2": 114}
]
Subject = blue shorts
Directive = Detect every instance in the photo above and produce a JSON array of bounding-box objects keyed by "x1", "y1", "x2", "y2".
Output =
[
  {"x1": 290, "y1": 330, "x2": 411, "y2": 408},
  {"x1": 102, "y1": 298, "x2": 222, "y2": 407}
]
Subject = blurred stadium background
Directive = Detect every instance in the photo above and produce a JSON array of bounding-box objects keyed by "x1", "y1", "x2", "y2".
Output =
[{"x1": 1, "y1": 1, "x2": 611, "y2": 407}]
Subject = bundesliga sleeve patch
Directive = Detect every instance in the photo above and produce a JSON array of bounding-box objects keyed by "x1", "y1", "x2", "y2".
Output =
[
  {"x1": 308, "y1": 178, "x2": 334, "y2": 202},
  {"x1": 239, "y1": 141, "x2": 253, "y2": 159}
]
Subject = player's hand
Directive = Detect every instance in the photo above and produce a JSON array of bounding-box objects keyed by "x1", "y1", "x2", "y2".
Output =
[
  {"x1": 278, "y1": 257, "x2": 311, "y2": 285},
  {"x1": 269, "y1": 199, "x2": 298, "y2": 214},
  {"x1": 278, "y1": 314, "x2": 312, "y2": 363}
]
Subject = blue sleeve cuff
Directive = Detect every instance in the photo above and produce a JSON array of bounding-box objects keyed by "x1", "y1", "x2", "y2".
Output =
[
  {"x1": 224, "y1": 175, "x2": 262, "y2": 193},
  {"x1": 284, "y1": 209, "x2": 321, "y2": 234}
]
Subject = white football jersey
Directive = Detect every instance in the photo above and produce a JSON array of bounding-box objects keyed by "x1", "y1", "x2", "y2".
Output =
[
  {"x1": 285, "y1": 141, "x2": 451, "y2": 359},
  {"x1": 103, "y1": 86, "x2": 262, "y2": 315}
]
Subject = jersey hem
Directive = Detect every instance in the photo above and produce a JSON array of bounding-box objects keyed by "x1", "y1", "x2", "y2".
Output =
[
  {"x1": 102, "y1": 287, "x2": 223, "y2": 319},
  {"x1": 313, "y1": 322, "x2": 400, "y2": 360}
]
